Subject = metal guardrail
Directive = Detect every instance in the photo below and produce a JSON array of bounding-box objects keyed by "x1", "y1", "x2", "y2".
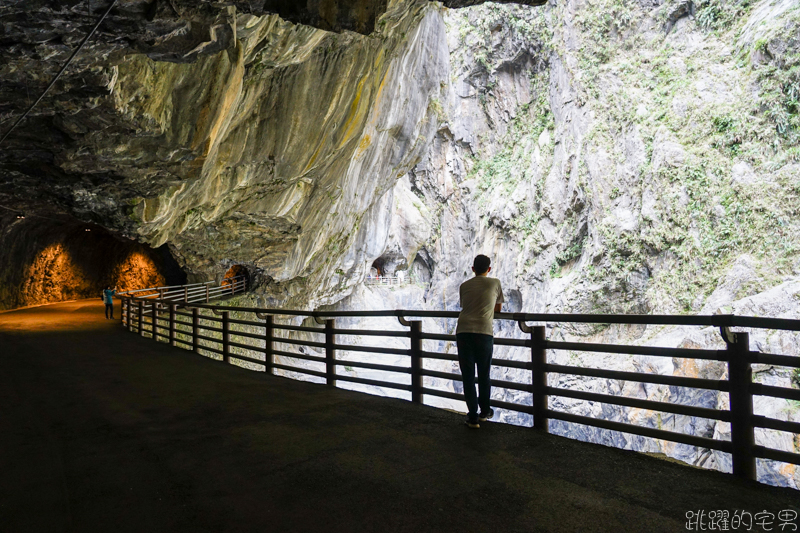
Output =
[
  {"x1": 118, "y1": 276, "x2": 246, "y2": 304},
  {"x1": 365, "y1": 276, "x2": 406, "y2": 286},
  {"x1": 118, "y1": 280, "x2": 800, "y2": 484}
]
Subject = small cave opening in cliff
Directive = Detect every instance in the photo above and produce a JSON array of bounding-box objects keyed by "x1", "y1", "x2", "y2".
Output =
[
  {"x1": 0, "y1": 215, "x2": 186, "y2": 311},
  {"x1": 371, "y1": 253, "x2": 405, "y2": 277},
  {"x1": 222, "y1": 264, "x2": 251, "y2": 288}
]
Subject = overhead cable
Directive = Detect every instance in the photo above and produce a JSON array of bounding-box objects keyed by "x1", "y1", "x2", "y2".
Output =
[{"x1": 0, "y1": 0, "x2": 119, "y2": 148}]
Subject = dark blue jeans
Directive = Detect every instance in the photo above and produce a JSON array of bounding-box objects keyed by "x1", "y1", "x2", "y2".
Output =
[{"x1": 456, "y1": 333, "x2": 493, "y2": 421}]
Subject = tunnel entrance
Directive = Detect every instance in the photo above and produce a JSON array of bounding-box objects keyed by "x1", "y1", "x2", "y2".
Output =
[
  {"x1": 0, "y1": 214, "x2": 186, "y2": 311},
  {"x1": 221, "y1": 264, "x2": 250, "y2": 289}
]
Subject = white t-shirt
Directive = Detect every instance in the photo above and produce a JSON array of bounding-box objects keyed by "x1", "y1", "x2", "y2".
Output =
[{"x1": 456, "y1": 276, "x2": 504, "y2": 336}]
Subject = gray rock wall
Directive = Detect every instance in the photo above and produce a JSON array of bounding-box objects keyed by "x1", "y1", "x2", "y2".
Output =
[{"x1": 328, "y1": 0, "x2": 800, "y2": 488}]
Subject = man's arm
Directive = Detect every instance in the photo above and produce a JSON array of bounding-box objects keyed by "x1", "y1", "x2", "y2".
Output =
[{"x1": 494, "y1": 280, "x2": 504, "y2": 313}]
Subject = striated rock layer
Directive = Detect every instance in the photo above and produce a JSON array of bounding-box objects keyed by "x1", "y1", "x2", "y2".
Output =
[{"x1": 1, "y1": 0, "x2": 451, "y2": 307}]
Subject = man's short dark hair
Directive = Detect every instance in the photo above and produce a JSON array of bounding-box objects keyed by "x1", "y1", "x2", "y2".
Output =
[{"x1": 473, "y1": 255, "x2": 491, "y2": 275}]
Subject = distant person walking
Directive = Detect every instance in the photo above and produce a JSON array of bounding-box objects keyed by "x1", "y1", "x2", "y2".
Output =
[
  {"x1": 456, "y1": 255, "x2": 504, "y2": 428},
  {"x1": 102, "y1": 286, "x2": 117, "y2": 319}
]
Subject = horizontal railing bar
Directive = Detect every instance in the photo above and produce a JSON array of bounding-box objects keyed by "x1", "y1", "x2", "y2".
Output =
[
  {"x1": 421, "y1": 369, "x2": 532, "y2": 393},
  {"x1": 195, "y1": 334, "x2": 221, "y2": 344},
  {"x1": 333, "y1": 344, "x2": 409, "y2": 356},
  {"x1": 175, "y1": 311, "x2": 193, "y2": 318},
  {"x1": 490, "y1": 379, "x2": 534, "y2": 393},
  {"x1": 492, "y1": 398, "x2": 535, "y2": 414},
  {"x1": 229, "y1": 340, "x2": 264, "y2": 353},
  {"x1": 174, "y1": 338, "x2": 193, "y2": 348},
  {"x1": 752, "y1": 446, "x2": 800, "y2": 466},
  {"x1": 197, "y1": 315, "x2": 223, "y2": 323},
  {"x1": 546, "y1": 363, "x2": 730, "y2": 391},
  {"x1": 750, "y1": 352, "x2": 800, "y2": 369},
  {"x1": 418, "y1": 387, "x2": 534, "y2": 414},
  {"x1": 493, "y1": 337, "x2": 530, "y2": 348},
  {"x1": 420, "y1": 387, "x2": 462, "y2": 402},
  {"x1": 274, "y1": 338, "x2": 326, "y2": 349},
  {"x1": 419, "y1": 332, "x2": 455, "y2": 342},
  {"x1": 547, "y1": 410, "x2": 734, "y2": 453},
  {"x1": 207, "y1": 286, "x2": 230, "y2": 294},
  {"x1": 119, "y1": 280, "x2": 215, "y2": 295},
  {"x1": 751, "y1": 383, "x2": 800, "y2": 402},
  {"x1": 752, "y1": 415, "x2": 800, "y2": 434},
  {"x1": 732, "y1": 316, "x2": 800, "y2": 331},
  {"x1": 491, "y1": 357, "x2": 531, "y2": 370},
  {"x1": 334, "y1": 374, "x2": 412, "y2": 392},
  {"x1": 119, "y1": 304, "x2": 800, "y2": 331},
  {"x1": 228, "y1": 318, "x2": 265, "y2": 328},
  {"x1": 229, "y1": 353, "x2": 266, "y2": 366},
  {"x1": 185, "y1": 286, "x2": 210, "y2": 294},
  {"x1": 421, "y1": 369, "x2": 462, "y2": 381},
  {"x1": 546, "y1": 387, "x2": 731, "y2": 422},
  {"x1": 230, "y1": 330, "x2": 265, "y2": 342},
  {"x1": 272, "y1": 350, "x2": 326, "y2": 364},
  {"x1": 199, "y1": 325, "x2": 223, "y2": 334},
  {"x1": 545, "y1": 341, "x2": 726, "y2": 361},
  {"x1": 335, "y1": 360, "x2": 411, "y2": 374},
  {"x1": 273, "y1": 324, "x2": 325, "y2": 334},
  {"x1": 332, "y1": 328, "x2": 411, "y2": 338},
  {"x1": 420, "y1": 350, "x2": 457, "y2": 362},
  {"x1": 273, "y1": 363, "x2": 327, "y2": 379}
]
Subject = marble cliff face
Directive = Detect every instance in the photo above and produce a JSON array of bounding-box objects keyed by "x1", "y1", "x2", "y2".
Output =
[{"x1": 1, "y1": 0, "x2": 798, "y2": 486}]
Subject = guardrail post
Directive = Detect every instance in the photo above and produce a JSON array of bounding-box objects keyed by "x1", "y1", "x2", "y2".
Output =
[
  {"x1": 151, "y1": 301, "x2": 158, "y2": 339},
  {"x1": 184, "y1": 286, "x2": 188, "y2": 302},
  {"x1": 206, "y1": 284, "x2": 210, "y2": 303},
  {"x1": 137, "y1": 300, "x2": 144, "y2": 336},
  {"x1": 264, "y1": 315, "x2": 274, "y2": 374},
  {"x1": 410, "y1": 321, "x2": 423, "y2": 404},
  {"x1": 192, "y1": 308, "x2": 199, "y2": 353},
  {"x1": 325, "y1": 319, "x2": 336, "y2": 387},
  {"x1": 124, "y1": 298, "x2": 131, "y2": 329},
  {"x1": 169, "y1": 304, "x2": 176, "y2": 347},
  {"x1": 726, "y1": 330, "x2": 755, "y2": 480},
  {"x1": 531, "y1": 325, "x2": 549, "y2": 432},
  {"x1": 222, "y1": 312, "x2": 230, "y2": 364}
]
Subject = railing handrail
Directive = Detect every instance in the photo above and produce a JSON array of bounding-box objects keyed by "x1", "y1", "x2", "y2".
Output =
[
  {"x1": 118, "y1": 280, "x2": 216, "y2": 296},
  {"x1": 118, "y1": 280, "x2": 800, "y2": 487},
  {"x1": 116, "y1": 301, "x2": 800, "y2": 332}
]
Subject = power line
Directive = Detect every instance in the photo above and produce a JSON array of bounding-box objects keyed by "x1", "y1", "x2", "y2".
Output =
[{"x1": 0, "y1": 0, "x2": 119, "y2": 148}]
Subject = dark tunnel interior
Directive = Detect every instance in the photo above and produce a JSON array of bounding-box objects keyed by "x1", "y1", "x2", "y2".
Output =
[{"x1": 0, "y1": 213, "x2": 186, "y2": 311}]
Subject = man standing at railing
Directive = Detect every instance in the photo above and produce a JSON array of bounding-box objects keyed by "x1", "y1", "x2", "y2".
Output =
[
  {"x1": 456, "y1": 255, "x2": 504, "y2": 429},
  {"x1": 102, "y1": 286, "x2": 117, "y2": 320}
]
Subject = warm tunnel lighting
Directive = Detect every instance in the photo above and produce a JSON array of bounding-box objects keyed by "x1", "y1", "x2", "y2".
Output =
[
  {"x1": 113, "y1": 251, "x2": 165, "y2": 292},
  {"x1": 16, "y1": 234, "x2": 168, "y2": 308}
]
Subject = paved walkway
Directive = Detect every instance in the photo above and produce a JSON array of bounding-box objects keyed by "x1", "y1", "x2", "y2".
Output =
[{"x1": 1, "y1": 300, "x2": 797, "y2": 532}]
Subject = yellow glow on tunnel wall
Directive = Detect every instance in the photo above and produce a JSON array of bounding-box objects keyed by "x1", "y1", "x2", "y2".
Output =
[{"x1": 113, "y1": 251, "x2": 166, "y2": 292}]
